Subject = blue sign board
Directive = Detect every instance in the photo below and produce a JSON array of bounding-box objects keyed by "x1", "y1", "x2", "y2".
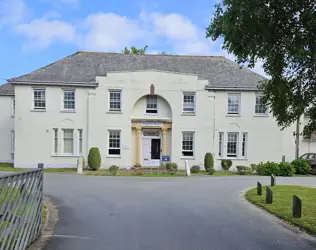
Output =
[{"x1": 162, "y1": 155, "x2": 170, "y2": 162}]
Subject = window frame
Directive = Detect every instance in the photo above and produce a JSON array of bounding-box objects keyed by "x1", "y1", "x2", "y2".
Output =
[
  {"x1": 242, "y1": 132, "x2": 248, "y2": 157},
  {"x1": 53, "y1": 128, "x2": 58, "y2": 155},
  {"x1": 227, "y1": 93, "x2": 241, "y2": 115},
  {"x1": 255, "y1": 94, "x2": 268, "y2": 116},
  {"x1": 146, "y1": 95, "x2": 158, "y2": 114},
  {"x1": 32, "y1": 88, "x2": 46, "y2": 111},
  {"x1": 62, "y1": 129, "x2": 74, "y2": 155},
  {"x1": 182, "y1": 92, "x2": 196, "y2": 114},
  {"x1": 227, "y1": 132, "x2": 239, "y2": 158},
  {"x1": 11, "y1": 130, "x2": 15, "y2": 160},
  {"x1": 109, "y1": 90, "x2": 122, "y2": 112},
  {"x1": 108, "y1": 130, "x2": 121, "y2": 156},
  {"x1": 78, "y1": 129, "x2": 83, "y2": 155},
  {"x1": 12, "y1": 97, "x2": 15, "y2": 116},
  {"x1": 219, "y1": 132, "x2": 224, "y2": 157},
  {"x1": 181, "y1": 131, "x2": 195, "y2": 157},
  {"x1": 63, "y1": 89, "x2": 76, "y2": 111}
]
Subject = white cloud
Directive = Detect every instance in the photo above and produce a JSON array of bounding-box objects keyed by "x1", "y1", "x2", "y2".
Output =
[
  {"x1": 78, "y1": 13, "x2": 149, "y2": 52},
  {"x1": 0, "y1": 0, "x2": 28, "y2": 26},
  {"x1": 15, "y1": 18, "x2": 76, "y2": 50}
]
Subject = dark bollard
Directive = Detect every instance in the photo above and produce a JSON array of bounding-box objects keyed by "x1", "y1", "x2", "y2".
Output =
[
  {"x1": 293, "y1": 195, "x2": 302, "y2": 218},
  {"x1": 266, "y1": 186, "x2": 273, "y2": 204},
  {"x1": 38, "y1": 163, "x2": 44, "y2": 169},
  {"x1": 257, "y1": 181, "x2": 262, "y2": 196},
  {"x1": 271, "y1": 175, "x2": 276, "y2": 187}
]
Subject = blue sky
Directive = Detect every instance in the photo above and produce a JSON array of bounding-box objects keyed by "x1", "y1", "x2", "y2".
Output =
[{"x1": 0, "y1": 0, "x2": 265, "y2": 85}]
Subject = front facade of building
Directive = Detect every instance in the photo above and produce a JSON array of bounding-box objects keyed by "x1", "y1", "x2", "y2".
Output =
[{"x1": 0, "y1": 52, "x2": 314, "y2": 170}]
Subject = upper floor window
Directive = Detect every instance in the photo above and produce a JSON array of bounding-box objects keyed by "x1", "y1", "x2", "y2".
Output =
[
  {"x1": 146, "y1": 95, "x2": 157, "y2": 114},
  {"x1": 183, "y1": 92, "x2": 195, "y2": 113},
  {"x1": 182, "y1": 131, "x2": 194, "y2": 157},
  {"x1": 109, "y1": 90, "x2": 121, "y2": 112},
  {"x1": 227, "y1": 93, "x2": 240, "y2": 115},
  {"x1": 255, "y1": 94, "x2": 267, "y2": 115},
  {"x1": 63, "y1": 90, "x2": 75, "y2": 111},
  {"x1": 33, "y1": 88, "x2": 46, "y2": 110}
]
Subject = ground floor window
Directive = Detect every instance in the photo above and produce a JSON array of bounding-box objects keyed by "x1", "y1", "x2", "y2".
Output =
[
  {"x1": 227, "y1": 133, "x2": 238, "y2": 157},
  {"x1": 78, "y1": 129, "x2": 83, "y2": 155},
  {"x1": 219, "y1": 132, "x2": 224, "y2": 157},
  {"x1": 63, "y1": 129, "x2": 74, "y2": 154},
  {"x1": 11, "y1": 130, "x2": 15, "y2": 160},
  {"x1": 53, "y1": 129, "x2": 58, "y2": 154},
  {"x1": 242, "y1": 132, "x2": 247, "y2": 157},
  {"x1": 108, "y1": 130, "x2": 121, "y2": 155},
  {"x1": 182, "y1": 132, "x2": 194, "y2": 157}
]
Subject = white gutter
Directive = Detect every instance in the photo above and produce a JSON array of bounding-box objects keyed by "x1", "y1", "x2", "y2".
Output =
[
  {"x1": 205, "y1": 86, "x2": 259, "y2": 91},
  {"x1": 8, "y1": 80, "x2": 98, "y2": 88}
]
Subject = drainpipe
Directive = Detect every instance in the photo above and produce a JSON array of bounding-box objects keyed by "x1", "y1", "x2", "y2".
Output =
[{"x1": 295, "y1": 117, "x2": 300, "y2": 159}]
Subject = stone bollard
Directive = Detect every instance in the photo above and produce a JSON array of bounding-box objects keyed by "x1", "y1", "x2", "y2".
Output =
[
  {"x1": 77, "y1": 158, "x2": 83, "y2": 175},
  {"x1": 185, "y1": 160, "x2": 191, "y2": 176},
  {"x1": 266, "y1": 186, "x2": 273, "y2": 204},
  {"x1": 293, "y1": 195, "x2": 302, "y2": 218},
  {"x1": 38, "y1": 163, "x2": 44, "y2": 169},
  {"x1": 271, "y1": 175, "x2": 276, "y2": 187},
  {"x1": 257, "y1": 181, "x2": 262, "y2": 196}
]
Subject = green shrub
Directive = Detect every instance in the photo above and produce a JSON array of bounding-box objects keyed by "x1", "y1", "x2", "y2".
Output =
[
  {"x1": 82, "y1": 157, "x2": 86, "y2": 169},
  {"x1": 166, "y1": 162, "x2": 178, "y2": 175},
  {"x1": 221, "y1": 159, "x2": 232, "y2": 171},
  {"x1": 190, "y1": 165, "x2": 200, "y2": 173},
  {"x1": 278, "y1": 162, "x2": 295, "y2": 176},
  {"x1": 236, "y1": 165, "x2": 253, "y2": 175},
  {"x1": 257, "y1": 162, "x2": 279, "y2": 176},
  {"x1": 310, "y1": 167, "x2": 316, "y2": 175},
  {"x1": 250, "y1": 164, "x2": 257, "y2": 172},
  {"x1": 109, "y1": 165, "x2": 119, "y2": 175},
  {"x1": 208, "y1": 168, "x2": 216, "y2": 175},
  {"x1": 291, "y1": 159, "x2": 311, "y2": 175},
  {"x1": 204, "y1": 153, "x2": 214, "y2": 172},
  {"x1": 88, "y1": 147, "x2": 101, "y2": 170}
]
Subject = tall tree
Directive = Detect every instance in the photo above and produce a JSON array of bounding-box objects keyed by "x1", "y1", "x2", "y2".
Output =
[
  {"x1": 206, "y1": 0, "x2": 316, "y2": 138},
  {"x1": 122, "y1": 45, "x2": 148, "y2": 55}
]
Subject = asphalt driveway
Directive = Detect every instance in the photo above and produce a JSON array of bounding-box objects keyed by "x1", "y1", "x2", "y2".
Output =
[{"x1": 43, "y1": 175, "x2": 316, "y2": 250}]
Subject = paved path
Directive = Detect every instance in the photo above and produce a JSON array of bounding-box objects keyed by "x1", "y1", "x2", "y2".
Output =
[{"x1": 43, "y1": 175, "x2": 316, "y2": 250}]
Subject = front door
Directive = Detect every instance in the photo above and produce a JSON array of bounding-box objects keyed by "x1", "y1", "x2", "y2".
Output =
[
  {"x1": 142, "y1": 138, "x2": 151, "y2": 166},
  {"x1": 142, "y1": 137, "x2": 161, "y2": 167},
  {"x1": 151, "y1": 139, "x2": 161, "y2": 165}
]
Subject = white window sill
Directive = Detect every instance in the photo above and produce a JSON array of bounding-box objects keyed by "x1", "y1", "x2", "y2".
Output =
[
  {"x1": 51, "y1": 154, "x2": 81, "y2": 157},
  {"x1": 218, "y1": 157, "x2": 248, "y2": 160},
  {"x1": 181, "y1": 113, "x2": 196, "y2": 116},
  {"x1": 254, "y1": 114, "x2": 268, "y2": 117},
  {"x1": 31, "y1": 109, "x2": 46, "y2": 112},
  {"x1": 107, "y1": 111, "x2": 122, "y2": 114},
  {"x1": 145, "y1": 113, "x2": 158, "y2": 116},
  {"x1": 226, "y1": 114, "x2": 240, "y2": 117},
  {"x1": 106, "y1": 155, "x2": 121, "y2": 158},
  {"x1": 180, "y1": 156, "x2": 195, "y2": 160},
  {"x1": 61, "y1": 110, "x2": 76, "y2": 113}
]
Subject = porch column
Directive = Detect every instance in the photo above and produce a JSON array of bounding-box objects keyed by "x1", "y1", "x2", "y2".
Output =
[
  {"x1": 162, "y1": 128, "x2": 167, "y2": 156},
  {"x1": 136, "y1": 128, "x2": 142, "y2": 165}
]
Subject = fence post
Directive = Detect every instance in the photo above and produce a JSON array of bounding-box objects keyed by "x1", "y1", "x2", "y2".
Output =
[
  {"x1": 266, "y1": 186, "x2": 273, "y2": 204},
  {"x1": 38, "y1": 163, "x2": 44, "y2": 169},
  {"x1": 293, "y1": 195, "x2": 302, "y2": 218},
  {"x1": 271, "y1": 175, "x2": 276, "y2": 186},
  {"x1": 257, "y1": 181, "x2": 262, "y2": 196}
]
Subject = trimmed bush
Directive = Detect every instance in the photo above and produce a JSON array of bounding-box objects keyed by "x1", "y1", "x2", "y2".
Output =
[
  {"x1": 88, "y1": 147, "x2": 101, "y2": 170},
  {"x1": 221, "y1": 159, "x2": 232, "y2": 171},
  {"x1": 109, "y1": 165, "x2": 119, "y2": 175},
  {"x1": 278, "y1": 162, "x2": 295, "y2": 176},
  {"x1": 166, "y1": 162, "x2": 178, "y2": 175},
  {"x1": 204, "y1": 153, "x2": 214, "y2": 172},
  {"x1": 82, "y1": 157, "x2": 86, "y2": 169},
  {"x1": 257, "y1": 162, "x2": 279, "y2": 176},
  {"x1": 291, "y1": 159, "x2": 311, "y2": 175},
  {"x1": 208, "y1": 168, "x2": 216, "y2": 175},
  {"x1": 236, "y1": 165, "x2": 252, "y2": 175},
  {"x1": 190, "y1": 165, "x2": 200, "y2": 173},
  {"x1": 310, "y1": 167, "x2": 316, "y2": 175}
]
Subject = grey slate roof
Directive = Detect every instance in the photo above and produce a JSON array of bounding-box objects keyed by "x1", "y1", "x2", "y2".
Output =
[
  {"x1": 8, "y1": 52, "x2": 266, "y2": 88},
  {"x1": 0, "y1": 83, "x2": 14, "y2": 96}
]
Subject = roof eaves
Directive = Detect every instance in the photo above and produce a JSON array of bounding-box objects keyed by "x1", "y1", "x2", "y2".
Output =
[
  {"x1": 8, "y1": 80, "x2": 98, "y2": 88},
  {"x1": 205, "y1": 86, "x2": 259, "y2": 91}
]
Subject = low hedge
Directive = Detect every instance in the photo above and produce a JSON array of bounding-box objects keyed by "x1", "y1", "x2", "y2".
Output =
[
  {"x1": 221, "y1": 159, "x2": 232, "y2": 171},
  {"x1": 190, "y1": 165, "x2": 200, "y2": 173},
  {"x1": 166, "y1": 162, "x2": 178, "y2": 175},
  {"x1": 236, "y1": 165, "x2": 252, "y2": 175},
  {"x1": 257, "y1": 161, "x2": 295, "y2": 176},
  {"x1": 291, "y1": 159, "x2": 311, "y2": 175}
]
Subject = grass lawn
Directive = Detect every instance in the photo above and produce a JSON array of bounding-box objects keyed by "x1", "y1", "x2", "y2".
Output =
[{"x1": 245, "y1": 185, "x2": 316, "y2": 235}]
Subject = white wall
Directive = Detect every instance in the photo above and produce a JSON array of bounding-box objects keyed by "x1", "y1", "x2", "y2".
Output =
[
  {"x1": 14, "y1": 86, "x2": 91, "y2": 168},
  {"x1": 0, "y1": 96, "x2": 14, "y2": 162}
]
